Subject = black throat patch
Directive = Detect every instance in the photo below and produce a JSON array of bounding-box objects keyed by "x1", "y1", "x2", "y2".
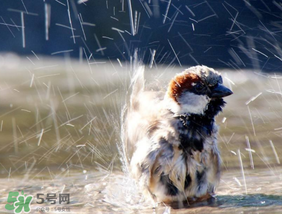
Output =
[{"x1": 176, "y1": 98, "x2": 226, "y2": 153}]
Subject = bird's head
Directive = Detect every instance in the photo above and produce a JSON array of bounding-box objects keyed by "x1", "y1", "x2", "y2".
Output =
[{"x1": 165, "y1": 65, "x2": 233, "y2": 115}]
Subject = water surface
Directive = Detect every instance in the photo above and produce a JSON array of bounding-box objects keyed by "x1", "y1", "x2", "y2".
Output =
[{"x1": 0, "y1": 57, "x2": 282, "y2": 213}]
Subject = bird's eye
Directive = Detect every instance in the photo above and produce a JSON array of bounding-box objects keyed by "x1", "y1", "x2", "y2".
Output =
[{"x1": 195, "y1": 82, "x2": 205, "y2": 92}]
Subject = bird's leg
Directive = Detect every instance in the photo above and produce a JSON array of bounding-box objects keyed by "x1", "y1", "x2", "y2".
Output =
[{"x1": 187, "y1": 192, "x2": 212, "y2": 204}]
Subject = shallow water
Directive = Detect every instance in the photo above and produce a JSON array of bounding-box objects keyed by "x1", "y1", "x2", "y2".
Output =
[
  {"x1": 1, "y1": 56, "x2": 282, "y2": 213},
  {"x1": 1, "y1": 170, "x2": 282, "y2": 213}
]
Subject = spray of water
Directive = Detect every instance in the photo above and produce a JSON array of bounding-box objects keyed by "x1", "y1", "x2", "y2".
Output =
[{"x1": 1, "y1": 0, "x2": 282, "y2": 213}]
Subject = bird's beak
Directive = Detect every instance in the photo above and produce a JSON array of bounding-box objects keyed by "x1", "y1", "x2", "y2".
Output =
[{"x1": 209, "y1": 84, "x2": 233, "y2": 98}]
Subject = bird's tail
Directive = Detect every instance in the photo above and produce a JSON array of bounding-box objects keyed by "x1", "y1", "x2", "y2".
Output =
[
  {"x1": 120, "y1": 63, "x2": 145, "y2": 174},
  {"x1": 129, "y1": 65, "x2": 145, "y2": 110}
]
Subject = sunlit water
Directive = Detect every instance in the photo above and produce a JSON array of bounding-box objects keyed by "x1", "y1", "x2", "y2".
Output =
[{"x1": 0, "y1": 55, "x2": 282, "y2": 213}]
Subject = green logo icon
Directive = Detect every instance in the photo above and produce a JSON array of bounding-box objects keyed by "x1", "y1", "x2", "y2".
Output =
[{"x1": 5, "y1": 191, "x2": 33, "y2": 213}]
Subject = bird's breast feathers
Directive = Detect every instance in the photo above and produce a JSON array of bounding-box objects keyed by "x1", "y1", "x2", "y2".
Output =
[{"x1": 130, "y1": 116, "x2": 221, "y2": 203}]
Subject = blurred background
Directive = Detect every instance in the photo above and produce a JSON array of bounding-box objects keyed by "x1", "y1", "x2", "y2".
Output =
[
  {"x1": 1, "y1": 0, "x2": 282, "y2": 71},
  {"x1": 1, "y1": 0, "x2": 282, "y2": 213}
]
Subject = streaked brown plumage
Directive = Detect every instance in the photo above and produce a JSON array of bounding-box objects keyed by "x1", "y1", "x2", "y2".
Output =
[{"x1": 124, "y1": 65, "x2": 232, "y2": 207}]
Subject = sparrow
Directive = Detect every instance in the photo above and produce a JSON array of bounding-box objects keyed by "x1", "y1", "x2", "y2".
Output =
[{"x1": 124, "y1": 65, "x2": 232, "y2": 207}]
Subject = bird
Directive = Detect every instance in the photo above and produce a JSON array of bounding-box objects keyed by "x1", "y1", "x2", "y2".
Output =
[{"x1": 124, "y1": 65, "x2": 232, "y2": 207}]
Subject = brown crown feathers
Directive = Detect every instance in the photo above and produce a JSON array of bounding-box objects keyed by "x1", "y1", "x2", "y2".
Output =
[{"x1": 167, "y1": 73, "x2": 201, "y2": 102}]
